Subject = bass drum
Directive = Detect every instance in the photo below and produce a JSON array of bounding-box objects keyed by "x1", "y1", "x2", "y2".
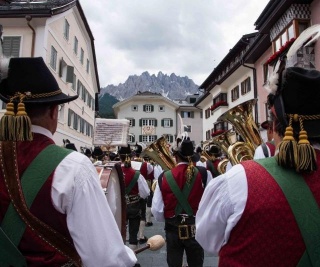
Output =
[{"x1": 96, "y1": 162, "x2": 126, "y2": 242}]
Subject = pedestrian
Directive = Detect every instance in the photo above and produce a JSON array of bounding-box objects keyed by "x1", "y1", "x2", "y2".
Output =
[
  {"x1": 118, "y1": 145, "x2": 149, "y2": 251},
  {"x1": 195, "y1": 27, "x2": 320, "y2": 266},
  {"x1": 0, "y1": 57, "x2": 137, "y2": 267},
  {"x1": 152, "y1": 137, "x2": 213, "y2": 267}
]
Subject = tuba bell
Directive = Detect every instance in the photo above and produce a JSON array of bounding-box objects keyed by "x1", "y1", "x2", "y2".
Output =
[
  {"x1": 217, "y1": 98, "x2": 263, "y2": 153},
  {"x1": 217, "y1": 98, "x2": 263, "y2": 167},
  {"x1": 142, "y1": 136, "x2": 176, "y2": 171}
]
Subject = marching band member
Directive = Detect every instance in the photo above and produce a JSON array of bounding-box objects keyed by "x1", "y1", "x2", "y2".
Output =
[
  {"x1": 196, "y1": 26, "x2": 320, "y2": 266},
  {"x1": 254, "y1": 119, "x2": 275, "y2": 159},
  {"x1": 0, "y1": 57, "x2": 137, "y2": 267},
  {"x1": 118, "y1": 145, "x2": 149, "y2": 251},
  {"x1": 152, "y1": 137, "x2": 213, "y2": 267}
]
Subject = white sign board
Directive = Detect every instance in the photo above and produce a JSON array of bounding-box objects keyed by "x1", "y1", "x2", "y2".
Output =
[{"x1": 94, "y1": 118, "x2": 130, "y2": 146}]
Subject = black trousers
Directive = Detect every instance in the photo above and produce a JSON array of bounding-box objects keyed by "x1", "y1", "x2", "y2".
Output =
[
  {"x1": 127, "y1": 216, "x2": 140, "y2": 245},
  {"x1": 139, "y1": 198, "x2": 147, "y2": 221},
  {"x1": 165, "y1": 229, "x2": 204, "y2": 267}
]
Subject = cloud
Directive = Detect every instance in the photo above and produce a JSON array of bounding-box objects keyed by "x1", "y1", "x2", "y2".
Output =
[{"x1": 79, "y1": 0, "x2": 270, "y2": 87}]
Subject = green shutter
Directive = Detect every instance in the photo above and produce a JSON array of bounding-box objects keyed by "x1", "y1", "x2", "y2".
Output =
[
  {"x1": 191, "y1": 112, "x2": 194, "y2": 118},
  {"x1": 143, "y1": 105, "x2": 146, "y2": 111},
  {"x1": 170, "y1": 135, "x2": 173, "y2": 142},
  {"x1": 180, "y1": 111, "x2": 184, "y2": 118},
  {"x1": 170, "y1": 119, "x2": 173, "y2": 127},
  {"x1": 154, "y1": 119, "x2": 157, "y2": 127},
  {"x1": 151, "y1": 105, "x2": 154, "y2": 112},
  {"x1": 132, "y1": 136, "x2": 135, "y2": 142},
  {"x1": 132, "y1": 119, "x2": 135, "y2": 127},
  {"x1": 139, "y1": 119, "x2": 142, "y2": 127},
  {"x1": 161, "y1": 119, "x2": 164, "y2": 127},
  {"x1": 139, "y1": 135, "x2": 142, "y2": 142}
]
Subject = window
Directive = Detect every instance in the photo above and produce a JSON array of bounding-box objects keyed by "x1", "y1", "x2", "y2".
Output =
[
  {"x1": 272, "y1": 20, "x2": 310, "y2": 53},
  {"x1": 127, "y1": 118, "x2": 135, "y2": 127},
  {"x1": 132, "y1": 105, "x2": 138, "y2": 111},
  {"x1": 72, "y1": 74, "x2": 76, "y2": 91},
  {"x1": 180, "y1": 111, "x2": 194, "y2": 118},
  {"x1": 74, "y1": 37, "x2": 78, "y2": 54},
  {"x1": 141, "y1": 119, "x2": 156, "y2": 126},
  {"x1": 50, "y1": 46, "x2": 57, "y2": 70},
  {"x1": 241, "y1": 77, "x2": 251, "y2": 95},
  {"x1": 80, "y1": 48, "x2": 84, "y2": 64},
  {"x1": 64, "y1": 19, "x2": 70, "y2": 41},
  {"x1": 206, "y1": 130, "x2": 211, "y2": 140},
  {"x1": 141, "y1": 135, "x2": 157, "y2": 143},
  {"x1": 166, "y1": 134, "x2": 174, "y2": 143},
  {"x1": 213, "y1": 93, "x2": 227, "y2": 105},
  {"x1": 189, "y1": 97, "x2": 196, "y2": 104},
  {"x1": 129, "y1": 134, "x2": 135, "y2": 143},
  {"x1": 185, "y1": 125, "x2": 191, "y2": 133},
  {"x1": 214, "y1": 122, "x2": 228, "y2": 132},
  {"x1": 231, "y1": 85, "x2": 239, "y2": 102},
  {"x1": 86, "y1": 59, "x2": 90, "y2": 73},
  {"x1": 205, "y1": 108, "x2": 211, "y2": 119},
  {"x1": 162, "y1": 119, "x2": 173, "y2": 128},
  {"x1": 159, "y1": 105, "x2": 165, "y2": 112},
  {"x1": 59, "y1": 58, "x2": 74, "y2": 83},
  {"x1": 263, "y1": 64, "x2": 269, "y2": 84},
  {"x1": 143, "y1": 104, "x2": 154, "y2": 113},
  {"x1": 2, "y1": 36, "x2": 21, "y2": 57}
]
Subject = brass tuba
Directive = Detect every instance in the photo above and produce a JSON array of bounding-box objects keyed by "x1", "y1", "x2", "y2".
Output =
[
  {"x1": 142, "y1": 136, "x2": 176, "y2": 171},
  {"x1": 217, "y1": 98, "x2": 263, "y2": 165}
]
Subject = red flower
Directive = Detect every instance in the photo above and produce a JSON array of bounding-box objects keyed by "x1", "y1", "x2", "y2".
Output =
[
  {"x1": 211, "y1": 129, "x2": 226, "y2": 137},
  {"x1": 210, "y1": 101, "x2": 228, "y2": 111},
  {"x1": 266, "y1": 38, "x2": 296, "y2": 65}
]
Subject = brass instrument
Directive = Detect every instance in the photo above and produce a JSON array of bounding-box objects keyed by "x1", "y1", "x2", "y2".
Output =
[
  {"x1": 142, "y1": 136, "x2": 176, "y2": 171},
  {"x1": 217, "y1": 158, "x2": 229, "y2": 174},
  {"x1": 217, "y1": 98, "x2": 263, "y2": 168},
  {"x1": 217, "y1": 98, "x2": 263, "y2": 153},
  {"x1": 211, "y1": 129, "x2": 237, "y2": 156}
]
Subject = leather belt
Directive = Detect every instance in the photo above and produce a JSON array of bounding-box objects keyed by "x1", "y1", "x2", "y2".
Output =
[{"x1": 126, "y1": 194, "x2": 140, "y2": 205}]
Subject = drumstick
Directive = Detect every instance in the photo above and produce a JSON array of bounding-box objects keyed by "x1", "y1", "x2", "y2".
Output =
[{"x1": 134, "y1": 235, "x2": 165, "y2": 254}]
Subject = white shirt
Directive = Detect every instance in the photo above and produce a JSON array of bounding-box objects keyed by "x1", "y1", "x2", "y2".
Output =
[
  {"x1": 195, "y1": 144, "x2": 320, "y2": 256},
  {"x1": 253, "y1": 143, "x2": 272, "y2": 159},
  {"x1": 151, "y1": 162, "x2": 214, "y2": 222},
  {"x1": 32, "y1": 126, "x2": 137, "y2": 267},
  {"x1": 122, "y1": 162, "x2": 150, "y2": 199}
]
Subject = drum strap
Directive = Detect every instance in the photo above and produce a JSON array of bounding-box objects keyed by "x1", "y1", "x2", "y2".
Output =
[
  {"x1": 0, "y1": 142, "x2": 81, "y2": 266},
  {"x1": 125, "y1": 170, "x2": 140, "y2": 195},
  {"x1": 165, "y1": 169, "x2": 198, "y2": 216},
  {"x1": 256, "y1": 157, "x2": 320, "y2": 267}
]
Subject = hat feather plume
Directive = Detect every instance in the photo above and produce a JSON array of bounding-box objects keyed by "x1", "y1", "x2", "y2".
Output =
[
  {"x1": 177, "y1": 113, "x2": 188, "y2": 142},
  {"x1": 286, "y1": 24, "x2": 320, "y2": 66}
]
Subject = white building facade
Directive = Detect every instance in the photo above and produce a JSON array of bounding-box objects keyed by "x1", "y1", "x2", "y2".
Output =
[
  {"x1": 113, "y1": 91, "x2": 203, "y2": 148},
  {"x1": 0, "y1": 0, "x2": 99, "y2": 150}
]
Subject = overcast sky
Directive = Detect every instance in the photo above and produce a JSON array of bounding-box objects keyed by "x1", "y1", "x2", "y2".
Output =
[{"x1": 79, "y1": 0, "x2": 270, "y2": 88}]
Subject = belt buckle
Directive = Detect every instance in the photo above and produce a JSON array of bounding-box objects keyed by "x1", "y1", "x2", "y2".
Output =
[{"x1": 178, "y1": 225, "x2": 189, "y2": 240}]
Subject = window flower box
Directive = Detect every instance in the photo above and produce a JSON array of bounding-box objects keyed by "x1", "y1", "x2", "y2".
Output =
[
  {"x1": 210, "y1": 101, "x2": 228, "y2": 111},
  {"x1": 266, "y1": 38, "x2": 296, "y2": 65},
  {"x1": 211, "y1": 129, "x2": 226, "y2": 137}
]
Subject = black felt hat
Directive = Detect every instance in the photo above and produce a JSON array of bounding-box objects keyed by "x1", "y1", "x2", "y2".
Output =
[
  {"x1": 176, "y1": 137, "x2": 197, "y2": 161},
  {"x1": 0, "y1": 57, "x2": 78, "y2": 104},
  {"x1": 209, "y1": 145, "x2": 221, "y2": 156},
  {"x1": 92, "y1": 146, "x2": 104, "y2": 160},
  {"x1": 118, "y1": 145, "x2": 131, "y2": 155},
  {"x1": 272, "y1": 67, "x2": 320, "y2": 138}
]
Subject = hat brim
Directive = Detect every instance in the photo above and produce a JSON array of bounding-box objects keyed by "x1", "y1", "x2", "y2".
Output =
[
  {"x1": 0, "y1": 90, "x2": 78, "y2": 105},
  {"x1": 176, "y1": 151, "x2": 198, "y2": 162}
]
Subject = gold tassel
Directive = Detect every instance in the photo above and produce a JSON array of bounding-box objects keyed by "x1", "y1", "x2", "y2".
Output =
[
  {"x1": 186, "y1": 156, "x2": 195, "y2": 186},
  {"x1": 296, "y1": 117, "x2": 317, "y2": 172},
  {"x1": 276, "y1": 115, "x2": 298, "y2": 169},
  {"x1": 124, "y1": 154, "x2": 131, "y2": 168},
  {"x1": 15, "y1": 102, "x2": 33, "y2": 141},
  {"x1": 0, "y1": 101, "x2": 16, "y2": 141}
]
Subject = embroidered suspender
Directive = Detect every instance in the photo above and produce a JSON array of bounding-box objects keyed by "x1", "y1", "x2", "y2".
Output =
[
  {"x1": 0, "y1": 142, "x2": 81, "y2": 266},
  {"x1": 165, "y1": 169, "x2": 198, "y2": 216},
  {"x1": 125, "y1": 170, "x2": 140, "y2": 195},
  {"x1": 256, "y1": 157, "x2": 320, "y2": 267}
]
